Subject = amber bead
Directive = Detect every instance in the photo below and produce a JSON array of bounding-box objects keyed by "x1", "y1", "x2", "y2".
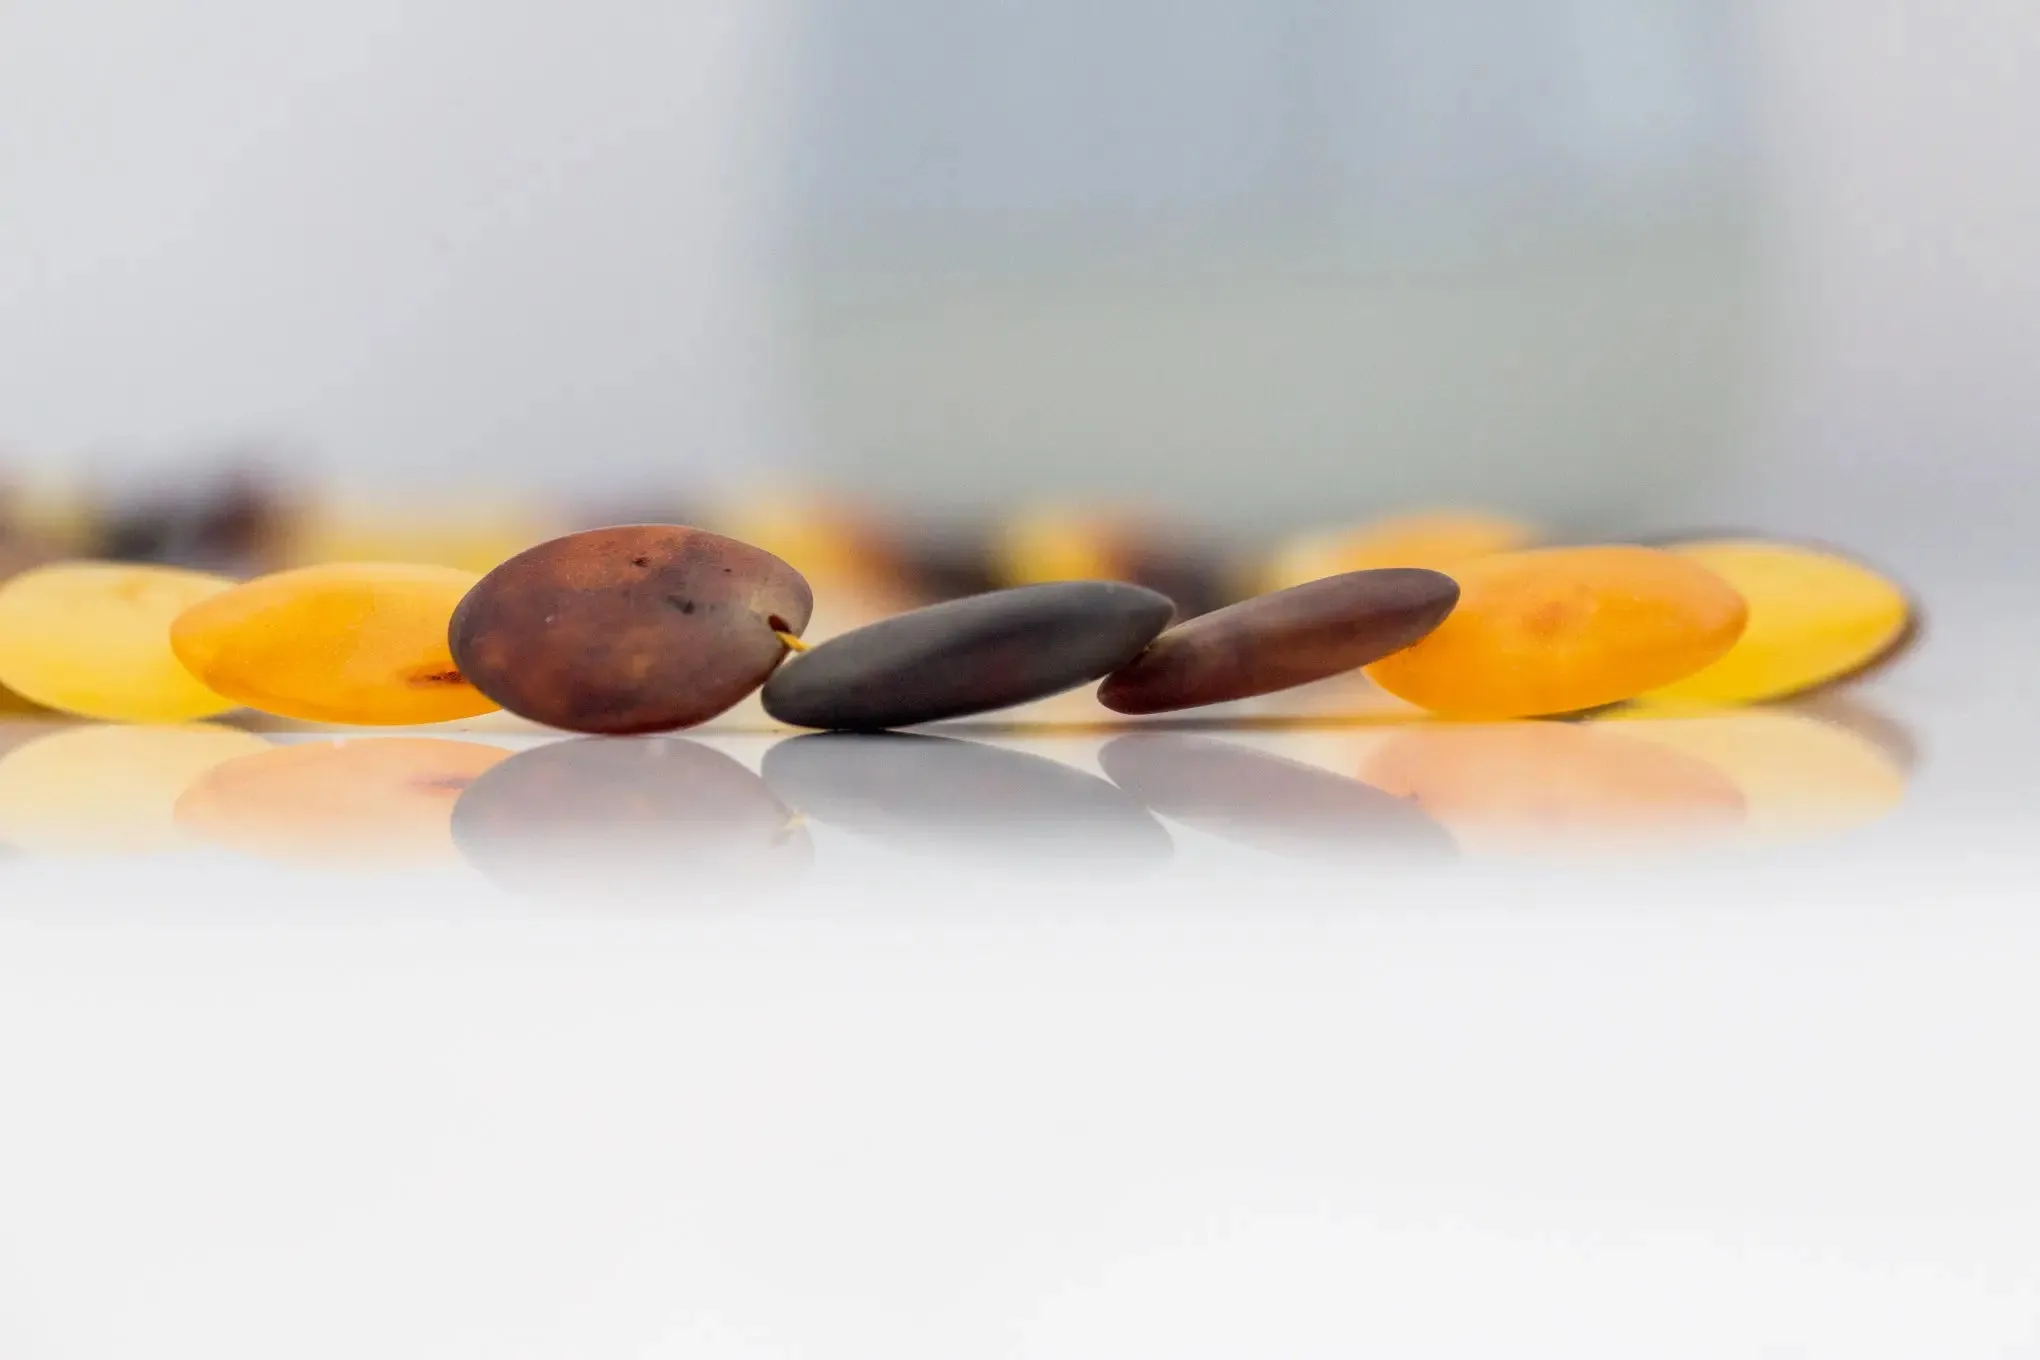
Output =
[
  {"x1": 1099, "y1": 733, "x2": 1456, "y2": 861},
  {"x1": 1363, "y1": 722, "x2": 1748, "y2": 858},
  {"x1": 451, "y1": 737, "x2": 812, "y2": 895},
  {"x1": 0, "y1": 562, "x2": 237, "y2": 722},
  {"x1": 170, "y1": 563, "x2": 497, "y2": 725},
  {"x1": 174, "y1": 738, "x2": 509, "y2": 867},
  {"x1": 761, "y1": 581, "x2": 1174, "y2": 731},
  {"x1": 449, "y1": 525, "x2": 812, "y2": 735},
  {"x1": 1098, "y1": 568, "x2": 1458, "y2": 714},
  {"x1": 1639, "y1": 539, "x2": 1915, "y2": 705},
  {"x1": 762, "y1": 732, "x2": 1172, "y2": 868},
  {"x1": 1364, "y1": 546, "x2": 1747, "y2": 718}
]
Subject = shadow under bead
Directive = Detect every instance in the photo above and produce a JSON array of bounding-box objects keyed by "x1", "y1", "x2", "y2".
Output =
[
  {"x1": 448, "y1": 524, "x2": 813, "y2": 735},
  {"x1": 761, "y1": 581, "x2": 1174, "y2": 731},
  {"x1": 1098, "y1": 567, "x2": 1460, "y2": 715}
]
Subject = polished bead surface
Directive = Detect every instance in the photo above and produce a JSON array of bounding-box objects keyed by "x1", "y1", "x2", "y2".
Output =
[
  {"x1": 1099, "y1": 733, "x2": 1457, "y2": 861},
  {"x1": 449, "y1": 525, "x2": 812, "y2": 734},
  {"x1": 1364, "y1": 546, "x2": 1747, "y2": 718},
  {"x1": 762, "y1": 581, "x2": 1174, "y2": 730},
  {"x1": 762, "y1": 732, "x2": 1172, "y2": 867},
  {"x1": 0, "y1": 562, "x2": 237, "y2": 721},
  {"x1": 1639, "y1": 539, "x2": 1914, "y2": 705},
  {"x1": 1098, "y1": 568, "x2": 1458, "y2": 714},
  {"x1": 451, "y1": 736, "x2": 812, "y2": 895},
  {"x1": 170, "y1": 563, "x2": 497, "y2": 725}
]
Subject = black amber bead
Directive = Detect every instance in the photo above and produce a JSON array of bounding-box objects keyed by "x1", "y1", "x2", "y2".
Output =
[{"x1": 761, "y1": 581, "x2": 1174, "y2": 731}]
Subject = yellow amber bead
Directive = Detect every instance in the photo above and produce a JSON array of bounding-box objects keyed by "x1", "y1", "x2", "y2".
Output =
[
  {"x1": 0, "y1": 562, "x2": 238, "y2": 721},
  {"x1": 0, "y1": 723, "x2": 271, "y2": 854},
  {"x1": 1262, "y1": 510, "x2": 1534, "y2": 591},
  {"x1": 1638, "y1": 539, "x2": 1914, "y2": 705},
  {"x1": 1364, "y1": 546, "x2": 1747, "y2": 718},
  {"x1": 174, "y1": 737, "x2": 508, "y2": 867},
  {"x1": 169, "y1": 563, "x2": 499, "y2": 725}
]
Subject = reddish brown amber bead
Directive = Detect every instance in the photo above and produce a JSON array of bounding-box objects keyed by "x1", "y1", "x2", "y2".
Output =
[
  {"x1": 448, "y1": 525, "x2": 812, "y2": 734},
  {"x1": 1097, "y1": 568, "x2": 1459, "y2": 714}
]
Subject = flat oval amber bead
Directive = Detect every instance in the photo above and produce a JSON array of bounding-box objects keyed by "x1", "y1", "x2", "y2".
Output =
[
  {"x1": 449, "y1": 525, "x2": 813, "y2": 734},
  {"x1": 170, "y1": 563, "x2": 498, "y2": 725},
  {"x1": 1098, "y1": 568, "x2": 1458, "y2": 714},
  {"x1": 761, "y1": 582, "x2": 1174, "y2": 731},
  {"x1": 0, "y1": 562, "x2": 237, "y2": 721},
  {"x1": 1364, "y1": 546, "x2": 1747, "y2": 718},
  {"x1": 1638, "y1": 539, "x2": 1914, "y2": 705}
]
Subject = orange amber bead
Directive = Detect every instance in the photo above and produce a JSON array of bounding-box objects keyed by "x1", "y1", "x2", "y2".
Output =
[
  {"x1": 1638, "y1": 539, "x2": 1914, "y2": 705},
  {"x1": 170, "y1": 563, "x2": 499, "y2": 725},
  {"x1": 1364, "y1": 546, "x2": 1747, "y2": 718}
]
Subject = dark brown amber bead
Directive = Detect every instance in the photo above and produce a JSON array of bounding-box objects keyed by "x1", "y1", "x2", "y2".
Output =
[
  {"x1": 760, "y1": 582, "x2": 1173, "y2": 731},
  {"x1": 1097, "y1": 568, "x2": 1459, "y2": 714},
  {"x1": 448, "y1": 525, "x2": 812, "y2": 734}
]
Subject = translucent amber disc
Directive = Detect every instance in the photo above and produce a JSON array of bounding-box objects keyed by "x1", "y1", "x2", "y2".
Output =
[
  {"x1": 1640, "y1": 539, "x2": 1913, "y2": 705},
  {"x1": 1364, "y1": 546, "x2": 1747, "y2": 718},
  {"x1": 170, "y1": 563, "x2": 498, "y2": 725},
  {"x1": 0, "y1": 562, "x2": 237, "y2": 722}
]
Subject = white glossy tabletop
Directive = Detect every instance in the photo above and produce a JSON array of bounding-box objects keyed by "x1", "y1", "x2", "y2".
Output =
[{"x1": 0, "y1": 583, "x2": 2034, "y2": 1357}]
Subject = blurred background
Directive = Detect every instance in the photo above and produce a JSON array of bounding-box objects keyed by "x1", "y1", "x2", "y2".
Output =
[{"x1": 0, "y1": 0, "x2": 2033, "y2": 577}]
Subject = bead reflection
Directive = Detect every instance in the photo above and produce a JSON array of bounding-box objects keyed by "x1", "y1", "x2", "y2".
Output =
[
  {"x1": 1099, "y1": 733, "x2": 1455, "y2": 862},
  {"x1": 1363, "y1": 721, "x2": 1748, "y2": 859},
  {"x1": 174, "y1": 738, "x2": 509, "y2": 867},
  {"x1": 762, "y1": 733, "x2": 1172, "y2": 871},
  {"x1": 1361, "y1": 704, "x2": 1915, "y2": 859},
  {"x1": 0, "y1": 722, "x2": 271, "y2": 854},
  {"x1": 451, "y1": 737, "x2": 812, "y2": 897},
  {"x1": 1605, "y1": 705, "x2": 1909, "y2": 842}
]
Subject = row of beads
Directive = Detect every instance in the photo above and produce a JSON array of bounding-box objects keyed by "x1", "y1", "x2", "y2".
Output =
[{"x1": 0, "y1": 524, "x2": 1914, "y2": 730}]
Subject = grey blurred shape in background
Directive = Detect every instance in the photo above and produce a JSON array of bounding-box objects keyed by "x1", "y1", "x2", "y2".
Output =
[
  {"x1": 0, "y1": 1, "x2": 2036, "y2": 567},
  {"x1": 784, "y1": 0, "x2": 1761, "y2": 532}
]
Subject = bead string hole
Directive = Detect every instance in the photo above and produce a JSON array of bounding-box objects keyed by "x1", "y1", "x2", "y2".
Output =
[{"x1": 769, "y1": 616, "x2": 808, "y2": 653}]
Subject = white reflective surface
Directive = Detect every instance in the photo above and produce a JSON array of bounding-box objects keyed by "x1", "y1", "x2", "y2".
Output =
[{"x1": 0, "y1": 594, "x2": 2034, "y2": 1357}]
